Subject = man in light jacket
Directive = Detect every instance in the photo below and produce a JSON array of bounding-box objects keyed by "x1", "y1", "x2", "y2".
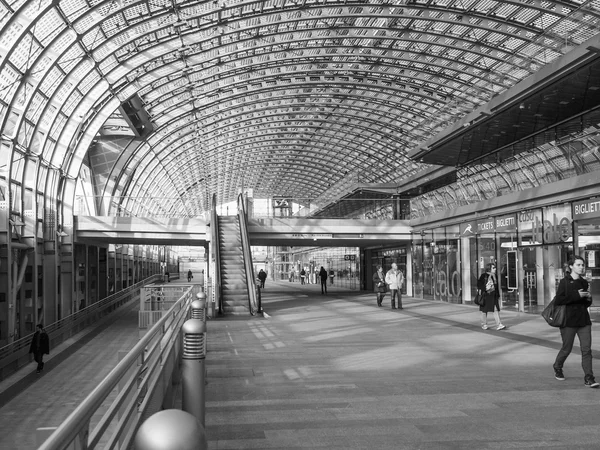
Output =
[{"x1": 385, "y1": 263, "x2": 405, "y2": 310}]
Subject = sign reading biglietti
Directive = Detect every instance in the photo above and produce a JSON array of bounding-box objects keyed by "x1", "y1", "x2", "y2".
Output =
[
  {"x1": 573, "y1": 198, "x2": 600, "y2": 220},
  {"x1": 495, "y1": 214, "x2": 517, "y2": 232}
]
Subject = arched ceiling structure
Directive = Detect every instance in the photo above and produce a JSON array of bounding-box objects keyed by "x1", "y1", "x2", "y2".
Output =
[{"x1": 2, "y1": 0, "x2": 600, "y2": 218}]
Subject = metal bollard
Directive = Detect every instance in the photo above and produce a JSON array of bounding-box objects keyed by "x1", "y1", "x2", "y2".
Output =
[
  {"x1": 134, "y1": 409, "x2": 207, "y2": 450},
  {"x1": 182, "y1": 319, "x2": 207, "y2": 426},
  {"x1": 191, "y1": 293, "x2": 207, "y2": 321}
]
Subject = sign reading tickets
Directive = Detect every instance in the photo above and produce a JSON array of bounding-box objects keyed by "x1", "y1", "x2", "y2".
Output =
[
  {"x1": 476, "y1": 218, "x2": 495, "y2": 234},
  {"x1": 573, "y1": 198, "x2": 600, "y2": 220}
]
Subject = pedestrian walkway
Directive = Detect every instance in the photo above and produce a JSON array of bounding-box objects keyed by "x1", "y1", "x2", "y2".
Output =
[
  {"x1": 206, "y1": 281, "x2": 600, "y2": 449},
  {"x1": 1, "y1": 279, "x2": 600, "y2": 449}
]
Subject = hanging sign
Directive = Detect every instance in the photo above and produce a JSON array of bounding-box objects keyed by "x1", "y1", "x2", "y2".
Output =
[
  {"x1": 495, "y1": 214, "x2": 517, "y2": 232},
  {"x1": 476, "y1": 218, "x2": 495, "y2": 234},
  {"x1": 573, "y1": 198, "x2": 600, "y2": 220}
]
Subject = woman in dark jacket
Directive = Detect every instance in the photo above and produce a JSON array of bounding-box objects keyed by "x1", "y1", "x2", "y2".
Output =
[
  {"x1": 477, "y1": 263, "x2": 506, "y2": 330},
  {"x1": 373, "y1": 265, "x2": 386, "y2": 307},
  {"x1": 553, "y1": 255, "x2": 598, "y2": 387}
]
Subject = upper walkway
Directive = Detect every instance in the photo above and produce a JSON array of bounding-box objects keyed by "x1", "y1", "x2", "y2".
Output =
[
  {"x1": 2, "y1": 280, "x2": 600, "y2": 449},
  {"x1": 74, "y1": 216, "x2": 411, "y2": 247}
]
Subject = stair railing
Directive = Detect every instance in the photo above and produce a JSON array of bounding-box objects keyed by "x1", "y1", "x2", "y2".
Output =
[
  {"x1": 211, "y1": 193, "x2": 223, "y2": 315},
  {"x1": 237, "y1": 193, "x2": 258, "y2": 315}
]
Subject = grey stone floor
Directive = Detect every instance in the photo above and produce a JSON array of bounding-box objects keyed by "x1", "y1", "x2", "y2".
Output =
[
  {"x1": 205, "y1": 282, "x2": 600, "y2": 449},
  {"x1": 1, "y1": 280, "x2": 600, "y2": 449}
]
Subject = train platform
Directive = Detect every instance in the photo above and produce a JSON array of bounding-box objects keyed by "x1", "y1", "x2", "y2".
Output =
[{"x1": 1, "y1": 279, "x2": 599, "y2": 449}]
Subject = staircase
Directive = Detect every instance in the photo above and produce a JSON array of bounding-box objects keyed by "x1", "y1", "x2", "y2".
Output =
[{"x1": 218, "y1": 216, "x2": 250, "y2": 315}]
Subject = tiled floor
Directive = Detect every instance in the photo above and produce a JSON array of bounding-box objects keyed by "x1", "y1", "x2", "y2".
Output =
[{"x1": 2, "y1": 280, "x2": 600, "y2": 449}]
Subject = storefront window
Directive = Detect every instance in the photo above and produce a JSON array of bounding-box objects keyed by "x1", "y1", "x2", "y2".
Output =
[
  {"x1": 477, "y1": 217, "x2": 496, "y2": 281},
  {"x1": 495, "y1": 214, "x2": 518, "y2": 310},
  {"x1": 543, "y1": 204, "x2": 573, "y2": 302},
  {"x1": 412, "y1": 234, "x2": 423, "y2": 298},
  {"x1": 432, "y1": 227, "x2": 446, "y2": 302},
  {"x1": 422, "y1": 231, "x2": 434, "y2": 300},
  {"x1": 445, "y1": 225, "x2": 461, "y2": 304},
  {"x1": 517, "y1": 209, "x2": 542, "y2": 247},
  {"x1": 574, "y1": 197, "x2": 600, "y2": 302}
]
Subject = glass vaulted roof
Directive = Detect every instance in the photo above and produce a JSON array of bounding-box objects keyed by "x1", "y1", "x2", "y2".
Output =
[{"x1": 2, "y1": 0, "x2": 600, "y2": 217}]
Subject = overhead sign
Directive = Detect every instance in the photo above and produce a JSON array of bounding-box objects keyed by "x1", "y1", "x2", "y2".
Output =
[
  {"x1": 291, "y1": 233, "x2": 333, "y2": 239},
  {"x1": 573, "y1": 198, "x2": 600, "y2": 220},
  {"x1": 344, "y1": 254, "x2": 356, "y2": 261},
  {"x1": 495, "y1": 214, "x2": 516, "y2": 232},
  {"x1": 460, "y1": 218, "x2": 496, "y2": 236}
]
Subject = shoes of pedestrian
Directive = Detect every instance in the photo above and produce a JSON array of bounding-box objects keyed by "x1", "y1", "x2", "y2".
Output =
[
  {"x1": 496, "y1": 324, "x2": 506, "y2": 330},
  {"x1": 482, "y1": 324, "x2": 489, "y2": 330},
  {"x1": 36, "y1": 370, "x2": 41, "y2": 374},
  {"x1": 584, "y1": 376, "x2": 600, "y2": 388},
  {"x1": 554, "y1": 369, "x2": 565, "y2": 381}
]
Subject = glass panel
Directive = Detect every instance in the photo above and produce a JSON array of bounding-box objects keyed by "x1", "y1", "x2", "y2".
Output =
[
  {"x1": 432, "y1": 227, "x2": 446, "y2": 302},
  {"x1": 518, "y1": 208, "x2": 543, "y2": 246},
  {"x1": 543, "y1": 203, "x2": 573, "y2": 245},
  {"x1": 446, "y1": 225, "x2": 461, "y2": 304},
  {"x1": 422, "y1": 230, "x2": 434, "y2": 300},
  {"x1": 578, "y1": 220, "x2": 600, "y2": 301},
  {"x1": 412, "y1": 234, "x2": 423, "y2": 299}
]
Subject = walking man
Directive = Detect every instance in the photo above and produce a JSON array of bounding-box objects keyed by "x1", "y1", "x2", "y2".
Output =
[
  {"x1": 29, "y1": 324, "x2": 50, "y2": 374},
  {"x1": 319, "y1": 266, "x2": 328, "y2": 294},
  {"x1": 385, "y1": 263, "x2": 405, "y2": 309},
  {"x1": 258, "y1": 269, "x2": 267, "y2": 288}
]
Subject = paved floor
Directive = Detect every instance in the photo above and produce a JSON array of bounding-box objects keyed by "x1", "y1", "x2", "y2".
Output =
[
  {"x1": 206, "y1": 281, "x2": 600, "y2": 449},
  {"x1": 1, "y1": 280, "x2": 600, "y2": 449}
]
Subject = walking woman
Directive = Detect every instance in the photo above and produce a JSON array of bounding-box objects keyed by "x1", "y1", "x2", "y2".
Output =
[
  {"x1": 477, "y1": 263, "x2": 506, "y2": 330},
  {"x1": 553, "y1": 256, "x2": 599, "y2": 387},
  {"x1": 373, "y1": 265, "x2": 387, "y2": 307}
]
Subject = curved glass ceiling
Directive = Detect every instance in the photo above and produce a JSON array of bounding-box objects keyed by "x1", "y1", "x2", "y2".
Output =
[{"x1": 2, "y1": 0, "x2": 600, "y2": 216}]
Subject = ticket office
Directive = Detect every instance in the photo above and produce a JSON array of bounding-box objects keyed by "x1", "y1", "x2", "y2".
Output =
[{"x1": 414, "y1": 202, "x2": 577, "y2": 312}]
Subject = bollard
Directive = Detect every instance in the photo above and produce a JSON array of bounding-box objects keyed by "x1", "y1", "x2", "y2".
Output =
[
  {"x1": 192, "y1": 293, "x2": 207, "y2": 321},
  {"x1": 182, "y1": 319, "x2": 207, "y2": 426},
  {"x1": 134, "y1": 409, "x2": 207, "y2": 450}
]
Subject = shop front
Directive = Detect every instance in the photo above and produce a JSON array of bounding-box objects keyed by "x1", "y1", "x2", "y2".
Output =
[{"x1": 412, "y1": 203, "x2": 575, "y2": 312}]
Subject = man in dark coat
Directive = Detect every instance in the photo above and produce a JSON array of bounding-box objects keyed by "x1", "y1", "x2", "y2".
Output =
[
  {"x1": 319, "y1": 266, "x2": 328, "y2": 294},
  {"x1": 258, "y1": 269, "x2": 267, "y2": 288},
  {"x1": 29, "y1": 324, "x2": 50, "y2": 374}
]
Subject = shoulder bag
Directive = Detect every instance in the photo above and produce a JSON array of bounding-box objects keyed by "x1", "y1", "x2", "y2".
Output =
[
  {"x1": 473, "y1": 289, "x2": 484, "y2": 306},
  {"x1": 541, "y1": 297, "x2": 567, "y2": 328}
]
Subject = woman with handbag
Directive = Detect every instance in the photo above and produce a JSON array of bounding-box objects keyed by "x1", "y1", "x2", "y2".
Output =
[
  {"x1": 477, "y1": 263, "x2": 506, "y2": 330},
  {"x1": 373, "y1": 265, "x2": 387, "y2": 307},
  {"x1": 552, "y1": 256, "x2": 599, "y2": 387}
]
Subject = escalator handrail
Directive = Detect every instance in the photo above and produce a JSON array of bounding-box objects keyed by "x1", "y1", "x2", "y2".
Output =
[
  {"x1": 211, "y1": 193, "x2": 223, "y2": 315},
  {"x1": 237, "y1": 193, "x2": 258, "y2": 315}
]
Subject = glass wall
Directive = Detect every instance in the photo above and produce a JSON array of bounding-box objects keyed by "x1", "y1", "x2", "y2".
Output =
[{"x1": 412, "y1": 199, "x2": 586, "y2": 313}]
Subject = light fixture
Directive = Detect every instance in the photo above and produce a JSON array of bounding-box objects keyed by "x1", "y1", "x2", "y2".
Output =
[{"x1": 56, "y1": 230, "x2": 69, "y2": 237}]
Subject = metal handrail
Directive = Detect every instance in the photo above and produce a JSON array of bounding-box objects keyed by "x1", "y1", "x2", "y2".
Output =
[
  {"x1": 37, "y1": 286, "x2": 194, "y2": 450},
  {"x1": 0, "y1": 275, "x2": 161, "y2": 380},
  {"x1": 238, "y1": 193, "x2": 258, "y2": 315},
  {"x1": 211, "y1": 193, "x2": 223, "y2": 315}
]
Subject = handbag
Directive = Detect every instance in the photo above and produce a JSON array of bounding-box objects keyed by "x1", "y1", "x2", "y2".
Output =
[
  {"x1": 541, "y1": 297, "x2": 567, "y2": 328},
  {"x1": 473, "y1": 290, "x2": 484, "y2": 306}
]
